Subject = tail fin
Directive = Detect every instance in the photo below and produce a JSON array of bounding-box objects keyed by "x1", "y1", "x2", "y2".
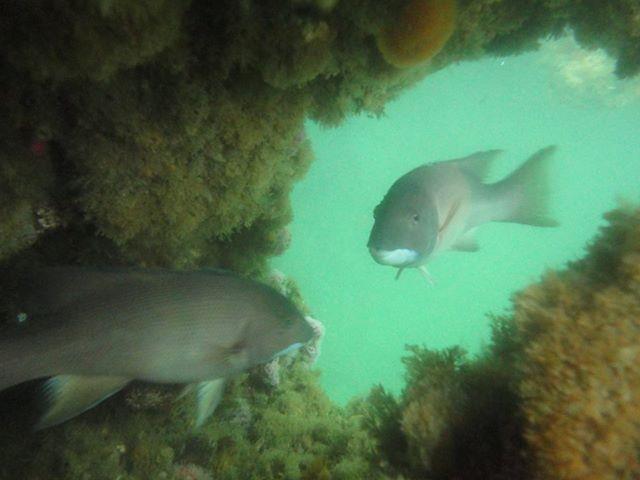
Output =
[{"x1": 493, "y1": 146, "x2": 559, "y2": 227}]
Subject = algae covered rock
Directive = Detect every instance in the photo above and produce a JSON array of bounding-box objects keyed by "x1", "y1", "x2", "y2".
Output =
[
  {"x1": 516, "y1": 206, "x2": 640, "y2": 479},
  {"x1": 63, "y1": 64, "x2": 312, "y2": 268},
  {"x1": 1, "y1": 0, "x2": 639, "y2": 269},
  {"x1": 0, "y1": 0, "x2": 190, "y2": 83},
  {"x1": 363, "y1": 330, "x2": 527, "y2": 480}
]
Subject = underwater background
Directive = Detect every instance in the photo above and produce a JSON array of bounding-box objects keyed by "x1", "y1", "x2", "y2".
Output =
[
  {"x1": 1, "y1": 1, "x2": 640, "y2": 478},
  {"x1": 276, "y1": 37, "x2": 640, "y2": 403}
]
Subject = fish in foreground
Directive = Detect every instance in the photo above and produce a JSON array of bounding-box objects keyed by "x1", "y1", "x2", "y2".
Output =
[
  {"x1": 368, "y1": 146, "x2": 559, "y2": 280},
  {"x1": 0, "y1": 267, "x2": 314, "y2": 429}
]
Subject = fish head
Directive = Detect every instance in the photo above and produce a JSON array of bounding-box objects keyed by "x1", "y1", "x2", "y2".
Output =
[
  {"x1": 244, "y1": 287, "x2": 315, "y2": 365},
  {"x1": 368, "y1": 177, "x2": 438, "y2": 268}
]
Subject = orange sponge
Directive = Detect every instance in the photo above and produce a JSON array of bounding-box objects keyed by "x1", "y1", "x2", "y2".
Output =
[{"x1": 377, "y1": 0, "x2": 456, "y2": 68}]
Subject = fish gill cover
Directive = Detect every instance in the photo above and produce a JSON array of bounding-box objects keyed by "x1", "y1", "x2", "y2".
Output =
[{"x1": 0, "y1": 0, "x2": 639, "y2": 479}]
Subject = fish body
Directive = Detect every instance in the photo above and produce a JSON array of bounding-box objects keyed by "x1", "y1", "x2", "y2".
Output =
[
  {"x1": 368, "y1": 147, "x2": 558, "y2": 276},
  {"x1": 0, "y1": 267, "x2": 314, "y2": 428}
]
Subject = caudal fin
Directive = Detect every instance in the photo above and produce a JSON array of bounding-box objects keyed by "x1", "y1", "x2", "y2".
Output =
[{"x1": 493, "y1": 146, "x2": 559, "y2": 227}]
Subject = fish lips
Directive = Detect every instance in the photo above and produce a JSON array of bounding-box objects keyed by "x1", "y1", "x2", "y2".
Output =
[
  {"x1": 269, "y1": 316, "x2": 317, "y2": 360},
  {"x1": 368, "y1": 246, "x2": 421, "y2": 267}
]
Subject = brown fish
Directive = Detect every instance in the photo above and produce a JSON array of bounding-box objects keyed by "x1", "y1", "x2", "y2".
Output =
[
  {"x1": 368, "y1": 146, "x2": 558, "y2": 280},
  {"x1": 0, "y1": 267, "x2": 314, "y2": 428}
]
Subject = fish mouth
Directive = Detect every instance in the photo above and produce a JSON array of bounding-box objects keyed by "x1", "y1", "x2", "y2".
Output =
[
  {"x1": 274, "y1": 342, "x2": 304, "y2": 358},
  {"x1": 369, "y1": 247, "x2": 419, "y2": 267}
]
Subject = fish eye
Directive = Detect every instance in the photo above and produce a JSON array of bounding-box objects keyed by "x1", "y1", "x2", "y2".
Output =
[{"x1": 412, "y1": 213, "x2": 420, "y2": 223}]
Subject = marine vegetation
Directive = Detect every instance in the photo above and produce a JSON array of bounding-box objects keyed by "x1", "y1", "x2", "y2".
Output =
[
  {"x1": 363, "y1": 204, "x2": 640, "y2": 480},
  {"x1": 0, "y1": 357, "x2": 380, "y2": 479},
  {"x1": 361, "y1": 323, "x2": 528, "y2": 480},
  {"x1": 517, "y1": 205, "x2": 640, "y2": 479}
]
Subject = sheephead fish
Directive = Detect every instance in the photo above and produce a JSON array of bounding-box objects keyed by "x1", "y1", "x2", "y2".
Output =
[
  {"x1": 0, "y1": 267, "x2": 314, "y2": 429},
  {"x1": 368, "y1": 146, "x2": 558, "y2": 280}
]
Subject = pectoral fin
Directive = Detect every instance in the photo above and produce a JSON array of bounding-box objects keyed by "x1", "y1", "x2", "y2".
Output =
[
  {"x1": 209, "y1": 340, "x2": 251, "y2": 374},
  {"x1": 418, "y1": 266, "x2": 435, "y2": 285},
  {"x1": 194, "y1": 378, "x2": 226, "y2": 428},
  {"x1": 36, "y1": 375, "x2": 130, "y2": 430},
  {"x1": 451, "y1": 229, "x2": 479, "y2": 252}
]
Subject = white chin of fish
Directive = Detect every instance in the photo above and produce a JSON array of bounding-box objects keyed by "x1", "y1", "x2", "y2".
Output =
[{"x1": 370, "y1": 247, "x2": 419, "y2": 267}]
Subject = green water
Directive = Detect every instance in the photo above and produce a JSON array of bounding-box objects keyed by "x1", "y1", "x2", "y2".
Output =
[{"x1": 275, "y1": 38, "x2": 640, "y2": 404}]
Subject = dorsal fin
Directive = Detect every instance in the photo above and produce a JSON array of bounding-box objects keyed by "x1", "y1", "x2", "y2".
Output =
[{"x1": 444, "y1": 149, "x2": 504, "y2": 181}]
